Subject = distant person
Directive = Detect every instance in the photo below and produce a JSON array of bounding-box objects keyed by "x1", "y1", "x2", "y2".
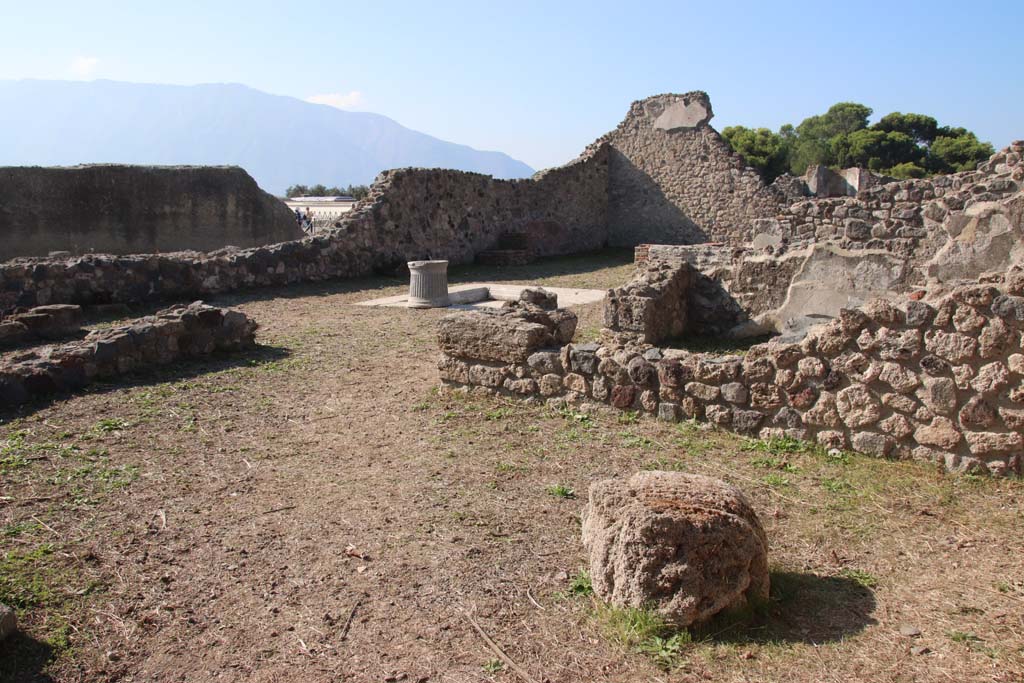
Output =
[{"x1": 294, "y1": 208, "x2": 303, "y2": 224}]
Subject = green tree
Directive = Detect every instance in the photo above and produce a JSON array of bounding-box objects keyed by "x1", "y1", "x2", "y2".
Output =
[
  {"x1": 831, "y1": 129, "x2": 924, "y2": 171},
  {"x1": 887, "y1": 162, "x2": 928, "y2": 179},
  {"x1": 788, "y1": 102, "x2": 873, "y2": 174},
  {"x1": 873, "y1": 112, "x2": 938, "y2": 145},
  {"x1": 721, "y1": 126, "x2": 790, "y2": 182},
  {"x1": 927, "y1": 131, "x2": 994, "y2": 173},
  {"x1": 285, "y1": 183, "x2": 371, "y2": 199}
]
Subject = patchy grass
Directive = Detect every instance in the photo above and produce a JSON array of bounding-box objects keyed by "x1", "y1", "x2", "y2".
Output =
[
  {"x1": 2, "y1": 253, "x2": 1023, "y2": 682},
  {"x1": 567, "y1": 570, "x2": 594, "y2": 597},
  {"x1": 668, "y1": 333, "x2": 775, "y2": 355},
  {"x1": 596, "y1": 604, "x2": 691, "y2": 670},
  {"x1": 840, "y1": 568, "x2": 880, "y2": 589}
]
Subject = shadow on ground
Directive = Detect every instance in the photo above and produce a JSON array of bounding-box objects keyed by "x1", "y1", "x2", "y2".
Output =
[
  {"x1": 0, "y1": 631, "x2": 56, "y2": 683},
  {"x1": 0, "y1": 344, "x2": 291, "y2": 421},
  {"x1": 698, "y1": 571, "x2": 878, "y2": 645},
  {"x1": 448, "y1": 248, "x2": 635, "y2": 284}
]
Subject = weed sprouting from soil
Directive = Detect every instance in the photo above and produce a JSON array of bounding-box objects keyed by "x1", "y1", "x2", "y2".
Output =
[
  {"x1": 567, "y1": 570, "x2": 593, "y2": 597},
  {"x1": 547, "y1": 484, "x2": 576, "y2": 499}
]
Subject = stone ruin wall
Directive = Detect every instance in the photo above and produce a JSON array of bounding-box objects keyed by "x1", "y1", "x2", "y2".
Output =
[
  {"x1": 635, "y1": 143, "x2": 1024, "y2": 337},
  {"x1": 0, "y1": 146, "x2": 609, "y2": 313},
  {"x1": 595, "y1": 92, "x2": 786, "y2": 246},
  {"x1": 436, "y1": 273, "x2": 1024, "y2": 477},
  {"x1": 352, "y1": 143, "x2": 609, "y2": 271},
  {"x1": 0, "y1": 301, "x2": 257, "y2": 408},
  {"x1": 0, "y1": 89, "x2": 1018, "y2": 332},
  {"x1": 0, "y1": 165, "x2": 303, "y2": 261}
]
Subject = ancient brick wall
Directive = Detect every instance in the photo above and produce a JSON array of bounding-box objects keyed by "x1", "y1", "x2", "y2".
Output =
[
  {"x1": 0, "y1": 165, "x2": 302, "y2": 260},
  {"x1": 746, "y1": 142, "x2": 1024, "y2": 276},
  {"x1": 594, "y1": 92, "x2": 784, "y2": 247},
  {"x1": 437, "y1": 274, "x2": 1024, "y2": 477}
]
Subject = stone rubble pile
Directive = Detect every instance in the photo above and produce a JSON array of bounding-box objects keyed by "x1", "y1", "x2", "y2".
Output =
[{"x1": 0, "y1": 301, "x2": 257, "y2": 407}]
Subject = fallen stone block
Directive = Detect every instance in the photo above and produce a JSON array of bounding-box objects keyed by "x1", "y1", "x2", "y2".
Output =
[{"x1": 582, "y1": 470, "x2": 769, "y2": 628}]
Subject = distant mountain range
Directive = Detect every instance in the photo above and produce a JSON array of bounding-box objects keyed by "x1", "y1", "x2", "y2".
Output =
[{"x1": 0, "y1": 79, "x2": 535, "y2": 194}]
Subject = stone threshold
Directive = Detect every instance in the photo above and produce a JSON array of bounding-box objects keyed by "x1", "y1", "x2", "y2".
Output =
[{"x1": 354, "y1": 283, "x2": 606, "y2": 309}]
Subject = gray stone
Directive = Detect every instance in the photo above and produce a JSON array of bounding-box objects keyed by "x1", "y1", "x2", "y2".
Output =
[
  {"x1": 0, "y1": 603, "x2": 15, "y2": 641},
  {"x1": 851, "y1": 431, "x2": 895, "y2": 457},
  {"x1": 570, "y1": 343, "x2": 600, "y2": 375},
  {"x1": 721, "y1": 382, "x2": 749, "y2": 404},
  {"x1": 657, "y1": 402, "x2": 682, "y2": 422},
  {"x1": 527, "y1": 350, "x2": 563, "y2": 375},
  {"x1": 993, "y1": 295, "x2": 1024, "y2": 321},
  {"x1": 904, "y1": 300, "x2": 935, "y2": 328},
  {"x1": 732, "y1": 409, "x2": 765, "y2": 433}
]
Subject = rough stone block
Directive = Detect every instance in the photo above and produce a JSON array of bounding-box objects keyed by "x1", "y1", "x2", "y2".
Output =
[
  {"x1": 582, "y1": 471, "x2": 769, "y2": 628},
  {"x1": 437, "y1": 312, "x2": 550, "y2": 363}
]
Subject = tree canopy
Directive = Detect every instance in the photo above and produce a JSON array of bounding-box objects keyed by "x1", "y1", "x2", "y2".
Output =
[
  {"x1": 285, "y1": 183, "x2": 370, "y2": 199},
  {"x1": 721, "y1": 102, "x2": 993, "y2": 183}
]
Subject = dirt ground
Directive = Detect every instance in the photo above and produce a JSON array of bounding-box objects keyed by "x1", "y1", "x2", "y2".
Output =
[{"x1": 2, "y1": 251, "x2": 1022, "y2": 683}]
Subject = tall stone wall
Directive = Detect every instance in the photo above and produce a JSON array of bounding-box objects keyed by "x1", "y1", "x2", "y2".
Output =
[
  {"x1": 595, "y1": 92, "x2": 784, "y2": 246},
  {"x1": 0, "y1": 165, "x2": 302, "y2": 260},
  {"x1": 0, "y1": 146, "x2": 608, "y2": 312}
]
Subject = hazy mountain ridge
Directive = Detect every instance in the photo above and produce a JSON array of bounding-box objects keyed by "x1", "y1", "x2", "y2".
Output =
[{"x1": 0, "y1": 79, "x2": 534, "y2": 194}]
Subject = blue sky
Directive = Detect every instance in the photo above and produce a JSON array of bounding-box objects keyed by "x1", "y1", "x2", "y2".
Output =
[{"x1": 2, "y1": 0, "x2": 1021, "y2": 170}]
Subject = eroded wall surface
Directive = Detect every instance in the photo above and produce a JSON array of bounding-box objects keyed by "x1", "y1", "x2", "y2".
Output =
[
  {"x1": 0, "y1": 165, "x2": 302, "y2": 260},
  {"x1": 350, "y1": 143, "x2": 609, "y2": 270}
]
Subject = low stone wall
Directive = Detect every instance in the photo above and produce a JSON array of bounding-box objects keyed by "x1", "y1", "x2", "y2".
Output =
[
  {"x1": 437, "y1": 276, "x2": 1024, "y2": 477},
  {"x1": 0, "y1": 145, "x2": 608, "y2": 313},
  {"x1": 0, "y1": 165, "x2": 302, "y2": 260},
  {"x1": 0, "y1": 302, "x2": 257, "y2": 408},
  {"x1": 1, "y1": 304, "x2": 83, "y2": 346}
]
